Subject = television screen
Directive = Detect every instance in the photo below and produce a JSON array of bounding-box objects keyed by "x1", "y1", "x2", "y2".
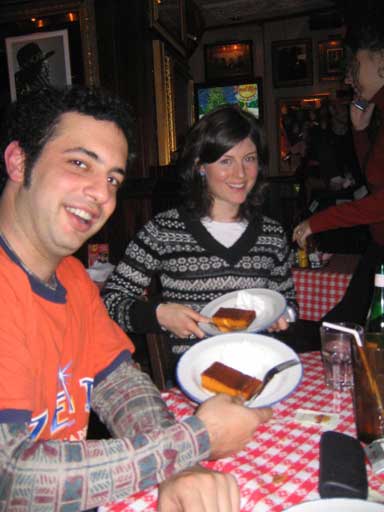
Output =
[{"x1": 195, "y1": 78, "x2": 263, "y2": 121}]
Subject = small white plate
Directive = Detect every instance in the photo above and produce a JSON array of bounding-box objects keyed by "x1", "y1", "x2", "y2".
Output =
[
  {"x1": 176, "y1": 333, "x2": 302, "y2": 408},
  {"x1": 198, "y1": 288, "x2": 287, "y2": 336},
  {"x1": 283, "y1": 498, "x2": 384, "y2": 511}
]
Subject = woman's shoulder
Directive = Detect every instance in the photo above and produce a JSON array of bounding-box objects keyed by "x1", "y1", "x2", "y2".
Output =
[
  {"x1": 259, "y1": 214, "x2": 286, "y2": 234},
  {"x1": 140, "y1": 208, "x2": 187, "y2": 236}
]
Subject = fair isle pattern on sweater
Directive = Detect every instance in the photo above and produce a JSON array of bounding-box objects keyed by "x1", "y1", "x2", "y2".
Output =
[{"x1": 102, "y1": 207, "x2": 297, "y2": 353}]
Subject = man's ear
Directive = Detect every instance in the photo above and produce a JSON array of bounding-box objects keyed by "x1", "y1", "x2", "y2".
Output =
[{"x1": 4, "y1": 141, "x2": 26, "y2": 183}]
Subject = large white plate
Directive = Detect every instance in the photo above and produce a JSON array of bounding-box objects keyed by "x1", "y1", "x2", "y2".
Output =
[
  {"x1": 198, "y1": 288, "x2": 287, "y2": 336},
  {"x1": 283, "y1": 498, "x2": 384, "y2": 511},
  {"x1": 176, "y1": 333, "x2": 302, "y2": 408}
]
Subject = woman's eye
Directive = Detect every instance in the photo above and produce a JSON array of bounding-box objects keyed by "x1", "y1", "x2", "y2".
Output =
[
  {"x1": 220, "y1": 158, "x2": 231, "y2": 165},
  {"x1": 245, "y1": 155, "x2": 257, "y2": 162},
  {"x1": 71, "y1": 159, "x2": 87, "y2": 169}
]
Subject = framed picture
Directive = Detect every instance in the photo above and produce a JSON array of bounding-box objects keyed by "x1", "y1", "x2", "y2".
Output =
[
  {"x1": 0, "y1": 0, "x2": 99, "y2": 112},
  {"x1": 318, "y1": 39, "x2": 345, "y2": 81},
  {"x1": 272, "y1": 39, "x2": 313, "y2": 88},
  {"x1": 204, "y1": 40, "x2": 253, "y2": 81},
  {"x1": 6, "y1": 29, "x2": 72, "y2": 100},
  {"x1": 149, "y1": 0, "x2": 186, "y2": 57},
  {"x1": 195, "y1": 78, "x2": 263, "y2": 121},
  {"x1": 277, "y1": 95, "x2": 330, "y2": 174}
]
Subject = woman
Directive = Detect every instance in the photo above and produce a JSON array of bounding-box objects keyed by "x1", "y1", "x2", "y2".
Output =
[
  {"x1": 292, "y1": 13, "x2": 384, "y2": 324},
  {"x1": 102, "y1": 105, "x2": 297, "y2": 366}
]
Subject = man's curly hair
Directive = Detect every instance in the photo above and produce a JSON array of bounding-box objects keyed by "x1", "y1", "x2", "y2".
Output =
[{"x1": 0, "y1": 85, "x2": 135, "y2": 193}]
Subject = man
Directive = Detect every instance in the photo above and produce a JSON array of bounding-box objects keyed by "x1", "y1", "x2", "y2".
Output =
[
  {"x1": 0, "y1": 86, "x2": 271, "y2": 511},
  {"x1": 15, "y1": 42, "x2": 54, "y2": 97}
]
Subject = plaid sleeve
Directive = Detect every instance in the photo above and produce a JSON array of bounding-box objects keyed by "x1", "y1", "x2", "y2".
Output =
[{"x1": 0, "y1": 362, "x2": 210, "y2": 510}]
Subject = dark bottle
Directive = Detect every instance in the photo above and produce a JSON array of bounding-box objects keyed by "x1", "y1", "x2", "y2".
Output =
[{"x1": 365, "y1": 264, "x2": 384, "y2": 347}]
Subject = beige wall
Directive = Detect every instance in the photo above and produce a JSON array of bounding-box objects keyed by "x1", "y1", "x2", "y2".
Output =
[{"x1": 189, "y1": 15, "x2": 344, "y2": 175}]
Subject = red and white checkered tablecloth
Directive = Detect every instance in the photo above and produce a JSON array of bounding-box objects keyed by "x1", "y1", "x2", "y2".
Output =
[
  {"x1": 292, "y1": 254, "x2": 360, "y2": 321},
  {"x1": 101, "y1": 351, "x2": 384, "y2": 512}
]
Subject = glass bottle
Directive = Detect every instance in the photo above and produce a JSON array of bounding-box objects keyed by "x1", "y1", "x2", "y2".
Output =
[{"x1": 365, "y1": 264, "x2": 384, "y2": 347}]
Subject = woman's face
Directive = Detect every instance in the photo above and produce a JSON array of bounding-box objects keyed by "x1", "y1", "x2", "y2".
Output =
[
  {"x1": 201, "y1": 136, "x2": 258, "y2": 221},
  {"x1": 345, "y1": 49, "x2": 384, "y2": 101}
]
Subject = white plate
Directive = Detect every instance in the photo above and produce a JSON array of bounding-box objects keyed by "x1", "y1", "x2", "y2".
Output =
[
  {"x1": 198, "y1": 288, "x2": 287, "y2": 336},
  {"x1": 283, "y1": 498, "x2": 384, "y2": 511},
  {"x1": 176, "y1": 333, "x2": 302, "y2": 408}
]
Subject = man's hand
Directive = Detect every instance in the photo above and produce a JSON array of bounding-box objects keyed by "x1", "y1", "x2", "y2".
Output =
[
  {"x1": 156, "y1": 303, "x2": 211, "y2": 339},
  {"x1": 292, "y1": 220, "x2": 312, "y2": 249},
  {"x1": 350, "y1": 101, "x2": 375, "y2": 131},
  {"x1": 196, "y1": 394, "x2": 272, "y2": 460},
  {"x1": 158, "y1": 465, "x2": 240, "y2": 512}
]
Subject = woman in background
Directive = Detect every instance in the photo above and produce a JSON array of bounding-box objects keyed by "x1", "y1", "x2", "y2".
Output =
[
  {"x1": 103, "y1": 105, "x2": 297, "y2": 372},
  {"x1": 292, "y1": 11, "x2": 384, "y2": 324}
]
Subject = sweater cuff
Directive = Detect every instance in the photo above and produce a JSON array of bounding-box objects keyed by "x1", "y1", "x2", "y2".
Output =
[
  {"x1": 181, "y1": 416, "x2": 211, "y2": 460},
  {"x1": 130, "y1": 298, "x2": 163, "y2": 333}
]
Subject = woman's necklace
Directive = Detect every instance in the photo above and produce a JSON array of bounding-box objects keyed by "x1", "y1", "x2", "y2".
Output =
[{"x1": 1, "y1": 232, "x2": 58, "y2": 291}]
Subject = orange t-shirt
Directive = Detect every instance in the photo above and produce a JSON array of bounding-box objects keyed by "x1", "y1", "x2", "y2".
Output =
[{"x1": 0, "y1": 242, "x2": 134, "y2": 441}]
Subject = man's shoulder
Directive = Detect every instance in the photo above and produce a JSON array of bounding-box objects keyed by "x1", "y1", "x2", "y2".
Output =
[{"x1": 57, "y1": 256, "x2": 91, "y2": 285}]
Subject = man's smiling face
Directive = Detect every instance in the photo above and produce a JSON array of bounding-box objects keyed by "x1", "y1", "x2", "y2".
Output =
[{"x1": 14, "y1": 111, "x2": 128, "y2": 261}]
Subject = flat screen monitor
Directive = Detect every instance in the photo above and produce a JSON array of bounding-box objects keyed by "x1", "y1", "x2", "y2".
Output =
[{"x1": 194, "y1": 78, "x2": 263, "y2": 121}]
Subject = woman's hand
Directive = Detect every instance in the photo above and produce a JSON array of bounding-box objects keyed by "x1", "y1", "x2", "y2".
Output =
[
  {"x1": 292, "y1": 220, "x2": 312, "y2": 248},
  {"x1": 350, "y1": 101, "x2": 375, "y2": 131},
  {"x1": 156, "y1": 303, "x2": 211, "y2": 339},
  {"x1": 267, "y1": 315, "x2": 289, "y2": 333}
]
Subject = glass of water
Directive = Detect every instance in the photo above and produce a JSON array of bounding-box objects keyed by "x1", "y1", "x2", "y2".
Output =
[{"x1": 320, "y1": 322, "x2": 363, "y2": 391}]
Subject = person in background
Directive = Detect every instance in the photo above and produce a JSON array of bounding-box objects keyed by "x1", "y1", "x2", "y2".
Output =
[
  {"x1": 103, "y1": 105, "x2": 297, "y2": 375},
  {"x1": 0, "y1": 86, "x2": 271, "y2": 511},
  {"x1": 292, "y1": 10, "x2": 384, "y2": 324},
  {"x1": 15, "y1": 42, "x2": 54, "y2": 97}
]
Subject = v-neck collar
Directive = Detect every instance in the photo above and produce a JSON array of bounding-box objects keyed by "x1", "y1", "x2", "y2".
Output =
[{"x1": 178, "y1": 207, "x2": 261, "y2": 266}]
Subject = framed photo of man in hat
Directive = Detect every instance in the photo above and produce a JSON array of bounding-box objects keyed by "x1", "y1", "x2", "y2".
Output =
[{"x1": 5, "y1": 29, "x2": 72, "y2": 100}]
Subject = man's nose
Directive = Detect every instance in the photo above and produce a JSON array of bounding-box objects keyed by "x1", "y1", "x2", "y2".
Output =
[{"x1": 85, "y1": 176, "x2": 110, "y2": 203}]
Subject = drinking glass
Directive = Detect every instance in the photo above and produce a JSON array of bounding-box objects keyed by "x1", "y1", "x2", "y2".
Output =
[{"x1": 320, "y1": 322, "x2": 361, "y2": 391}]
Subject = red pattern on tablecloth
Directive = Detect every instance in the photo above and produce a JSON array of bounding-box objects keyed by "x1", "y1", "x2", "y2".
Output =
[
  {"x1": 101, "y1": 352, "x2": 384, "y2": 512},
  {"x1": 292, "y1": 268, "x2": 353, "y2": 321}
]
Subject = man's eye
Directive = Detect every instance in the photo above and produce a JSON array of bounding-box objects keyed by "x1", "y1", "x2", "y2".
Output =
[{"x1": 107, "y1": 176, "x2": 122, "y2": 188}]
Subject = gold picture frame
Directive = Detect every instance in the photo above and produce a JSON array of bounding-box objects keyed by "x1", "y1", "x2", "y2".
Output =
[
  {"x1": 149, "y1": 0, "x2": 186, "y2": 57},
  {"x1": 153, "y1": 40, "x2": 177, "y2": 166}
]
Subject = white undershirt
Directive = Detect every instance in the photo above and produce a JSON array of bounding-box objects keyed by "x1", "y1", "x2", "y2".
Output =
[{"x1": 201, "y1": 217, "x2": 248, "y2": 248}]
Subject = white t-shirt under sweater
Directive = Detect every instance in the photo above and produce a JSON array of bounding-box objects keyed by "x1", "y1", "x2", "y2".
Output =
[{"x1": 201, "y1": 217, "x2": 248, "y2": 248}]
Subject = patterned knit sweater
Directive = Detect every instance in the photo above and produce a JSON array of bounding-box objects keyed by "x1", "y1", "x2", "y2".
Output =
[{"x1": 102, "y1": 207, "x2": 297, "y2": 354}]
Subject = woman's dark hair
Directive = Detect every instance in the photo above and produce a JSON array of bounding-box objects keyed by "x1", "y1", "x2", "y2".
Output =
[
  {"x1": 178, "y1": 104, "x2": 268, "y2": 220},
  {"x1": 345, "y1": 6, "x2": 384, "y2": 54},
  {"x1": 0, "y1": 85, "x2": 135, "y2": 192}
]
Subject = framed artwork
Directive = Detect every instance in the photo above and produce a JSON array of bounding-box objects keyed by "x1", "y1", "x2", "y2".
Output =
[
  {"x1": 318, "y1": 39, "x2": 345, "y2": 81},
  {"x1": 195, "y1": 78, "x2": 263, "y2": 121},
  {"x1": 277, "y1": 94, "x2": 330, "y2": 174},
  {"x1": 0, "y1": 0, "x2": 99, "y2": 112},
  {"x1": 204, "y1": 40, "x2": 253, "y2": 81},
  {"x1": 6, "y1": 29, "x2": 72, "y2": 100},
  {"x1": 149, "y1": 0, "x2": 186, "y2": 57},
  {"x1": 272, "y1": 39, "x2": 313, "y2": 88}
]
